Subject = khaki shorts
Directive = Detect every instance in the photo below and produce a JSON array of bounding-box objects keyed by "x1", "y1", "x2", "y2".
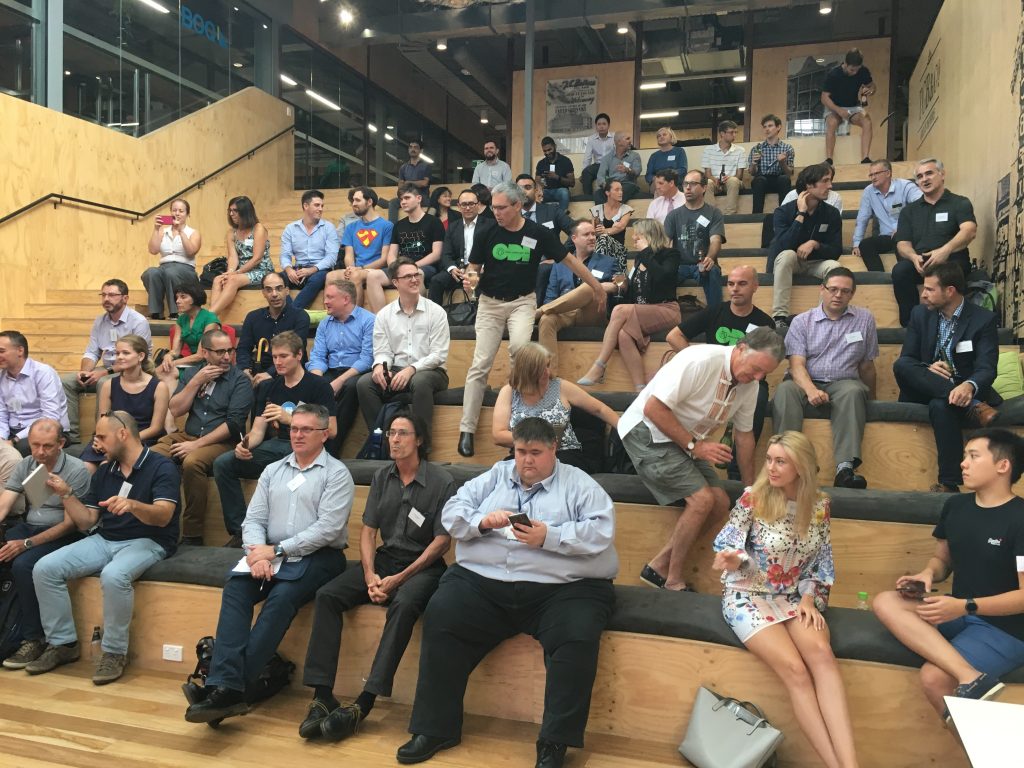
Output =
[{"x1": 621, "y1": 422, "x2": 719, "y2": 506}]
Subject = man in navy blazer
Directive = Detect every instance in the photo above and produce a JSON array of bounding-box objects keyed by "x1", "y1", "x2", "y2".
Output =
[
  {"x1": 894, "y1": 262, "x2": 1000, "y2": 492},
  {"x1": 428, "y1": 188, "x2": 496, "y2": 305}
]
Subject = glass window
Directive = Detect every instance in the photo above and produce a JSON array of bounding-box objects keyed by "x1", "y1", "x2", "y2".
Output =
[{"x1": 0, "y1": 4, "x2": 34, "y2": 102}]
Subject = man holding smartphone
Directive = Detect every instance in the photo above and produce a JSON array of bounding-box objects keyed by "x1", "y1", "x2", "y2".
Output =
[
  {"x1": 397, "y1": 418, "x2": 617, "y2": 768},
  {"x1": 873, "y1": 429, "x2": 1024, "y2": 721}
]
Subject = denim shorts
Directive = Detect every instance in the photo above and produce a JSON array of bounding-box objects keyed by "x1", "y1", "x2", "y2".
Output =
[{"x1": 938, "y1": 615, "x2": 1024, "y2": 679}]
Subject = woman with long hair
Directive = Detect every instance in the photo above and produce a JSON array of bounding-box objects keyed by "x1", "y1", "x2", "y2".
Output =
[
  {"x1": 80, "y1": 335, "x2": 170, "y2": 470},
  {"x1": 493, "y1": 343, "x2": 618, "y2": 473},
  {"x1": 208, "y1": 196, "x2": 273, "y2": 316},
  {"x1": 712, "y1": 431, "x2": 858, "y2": 768},
  {"x1": 428, "y1": 186, "x2": 452, "y2": 231},
  {"x1": 577, "y1": 218, "x2": 681, "y2": 391},
  {"x1": 143, "y1": 198, "x2": 202, "y2": 320}
]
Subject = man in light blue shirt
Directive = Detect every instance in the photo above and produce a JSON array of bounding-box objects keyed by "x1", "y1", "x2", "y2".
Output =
[
  {"x1": 307, "y1": 277, "x2": 375, "y2": 452},
  {"x1": 280, "y1": 189, "x2": 341, "y2": 310},
  {"x1": 397, "y1": 417, "x2": 617, "y2": 768},
  {"x1": 0, "y1": 331, "x2": 69, "y2": 456},
  {"x1": 852, "y1": 159, "x2": 922, "y2": 271}
]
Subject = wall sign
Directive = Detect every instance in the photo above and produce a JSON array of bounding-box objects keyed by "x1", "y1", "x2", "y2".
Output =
[
  {"x1": 915, "y1": 40, "x2": 941, "y2": 149},
  {"x1": 181, "y1": 5, "x2": 229, "y2": 49}
]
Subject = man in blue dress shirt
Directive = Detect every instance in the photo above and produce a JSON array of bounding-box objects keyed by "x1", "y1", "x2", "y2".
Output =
[
  {"x1": 852, "y1": 160, "x2": 922, "y2": 271},
  {"x1": 396, "y1": 417, "x2": 618, "y2": 768},
  {"x1": 281, "y1": 189, "x2": 341, "y2": 311}
]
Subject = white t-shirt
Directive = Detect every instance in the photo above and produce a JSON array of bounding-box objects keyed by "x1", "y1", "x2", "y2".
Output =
[
  {"x1": 618, "y1": 344, "x2": 758, "y2": 442},
  {"x1": 158, "y1": 225, "x2": 197, "y2": 266},
  {"x1": 782, "y1": 189, "x2": 843, "y2": 212}
]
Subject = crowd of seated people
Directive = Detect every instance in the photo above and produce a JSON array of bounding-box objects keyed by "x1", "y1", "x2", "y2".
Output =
[{"x1": 2, "y1": 63, "x2": 1020, "y2": 766}]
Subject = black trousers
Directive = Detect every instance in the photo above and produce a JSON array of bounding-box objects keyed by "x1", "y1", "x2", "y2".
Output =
[
  {"x1": 751, "y1": 175, "x2": 791, "y2": 215},
  {"x1": 407, "y1": 564, "x2": 615, "y2": 747},
  {"x1": 429, "y1": 270, "x2": 460, "y2": 305},
  {"x1": 893, "y1": 358, "x2": 972, "y2": 487},
  {"x1": 892, "y1": 253, "x2": 969, "y2": 327},
  {"x1": 322, "y1": 367, "x2": 361, "y2": 455},
  {"x1": 303, "y1": 552, "x2": 445, "y2": 696},
  {"x1": 857, "y1": 234, "x2": 894, "y2": 271}
]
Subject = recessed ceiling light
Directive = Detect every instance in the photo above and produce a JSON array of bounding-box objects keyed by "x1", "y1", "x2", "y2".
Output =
[
  {"x1": 280, "y1": 73, "x2": 297, "y2": 86},
  {"x1": 386, "y1": 124, "x2": 394, "y2": 130},
  {"x1": 733, "y1": 74, "x2": 747, "y2": 82},
  {"x1": 385, "y1": 133, "x2": 394, "y2": 141},
  {"x1": 819, "y1": 1, "x2": 833, "y2": 14},
  {"x1": 368, "y1": 123, "x2": 378, "y2": 133},
  {"x1": 233, "y1": 62, "x2": 243, "y2": 68},
  {"x1": 436, "y1": 38, "x2": 447, "y2": 51},
  {"x1": 616, "y1": 23, "x2": 629, "y2": 34},
  {"x1": 639, "y1": 110, "x2": 679, "y2": 119},
  {"x1": 480, "y1": 109, "x2": 489, "y2": 124},
  {"x1": 738, "y1": 106, "x2": 746, "y2": 112},
  {"x1": 64, "y1": 70, "x2": 71, "y2": 75},
  {"x1": 339, "y1": 8, "x2": 354, "y2": 25},
  {"x1": 640, "y1": 82, "x2": 667, "y2": 90},
  {"x1": 135, "y1": 0, "x2": 170, "y2": 13},
  {"x1": 262, "y1": 23, "x2": 268, "y2": 29},
  {"x1": 816, "y1": 57, "x2": 826, "y2": 63},
  {"x1": 460, "y1": 68, "x2": 471, "y2": 76}
]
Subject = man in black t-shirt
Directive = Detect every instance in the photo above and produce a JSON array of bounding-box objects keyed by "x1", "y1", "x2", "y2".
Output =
[
  {"x1": 212, "y1": 331, "x2": 336, "y2": 546},
  {"x1": 821, "y1": 47, "x2": 875, "y2": 165},
  {"x1": 456, "y1": 181, "x2": 606, "y2": 458},
  {"x1": 535, "y1": 136, "x2": 575, "y2": 214},
  {"x1": 874, "y1": 429, "x2": 1024, "y2": 721},
  {"x1": 385, "y1": 184, "x2": 445, "y2": 287}
]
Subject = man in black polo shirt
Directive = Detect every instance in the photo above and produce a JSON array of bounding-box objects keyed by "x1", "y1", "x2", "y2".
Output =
[
  {"x1": 893, "y1": 158, "x2": 977, "y2": 327},
  {"x1": 235, "y1": 271, "x2": 311, "y2": 387},
  {"x1": 298, "y1": 411, "x2": 455, "y2": 742},
  {"x1": 456, "y1": 181, "x2": 606, "y2": 457},
  {"x1": 821, "y1": 47, "x2": 876, "y2": 165},
  {"x1": 31, "y1": 411, "x2": 180, "y2": 685},
  {"x1": 213, "y1": 330, "x2": 336, "y2": 548},
  {"x1": 535, "y1": 136, "x2": 575, "y2": 214},
  {"x1": 874, "y1": 429, "x2": 1024, "y2": 720}
]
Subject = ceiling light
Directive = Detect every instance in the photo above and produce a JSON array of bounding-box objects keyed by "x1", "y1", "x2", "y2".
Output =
[
  {"x1": 457, "y1": 166, "x2": 463, "y2": 171},
  {"x1": 135, "y1": 0, "x2": 170, "y2": 13},
  {"x1": 616, "y1": 23, "x2": 629, "y2": 34},
  {"x1": 305, "y1": 88, "x2": 340, "y2": 111},
  {"x1": 640, "y1": 82, "x2": 667, "y2": 90},
  {"x1": 460, "y1": 68, "x2": 471, "y2": 76},
  {"x1": 262, "y1": 23, "x2": 268, "y2": 29},
  {"x1": 339, "y1": 8, "x2": 354, "y2": 25},
  {"x1": 733, "y1": 74, "x2": 747, "y2": 82},
  {"x1": 436, "y1": 38, "x2": 447, "y2": 51},
  {"x1": 233, "y1": 62, "x2": 243, "y2": 68},
  {"x1": 368, "y1": 123, "x2": 378, "y2": 133},
  {"x1": 480, "y1": 109, "x2": 489, "y2": 124},
  {"x1": 420, "y1": 153, "x2": 434, "y2": 163},
  {"x1": 819, "y1": 1, "x2": 832, "y2": 14},
  {"x1": 279, "y1": 73, "x2": 297, "y2": 86},
  {"x1": 639, "y1": 110, "x2": 679, "y2": 119},
  {"x1": 815, "y1": 57, "x2": 826, "y2": 63},
  {"x1": 386, "y1": 124, "x2": 394, "y2": 130},
  {"x1": 233, "y1": 6, "x2": 239, "y2": 10},
  {"x1": 385, "y1": 133, "x2": 394, "y2": 141},
  {"x1": 738, "y1": 106, "x2": 746, "y2": 112},
  {"x1": 64, "y1": 70, "x2": 71, "y2": 75}
]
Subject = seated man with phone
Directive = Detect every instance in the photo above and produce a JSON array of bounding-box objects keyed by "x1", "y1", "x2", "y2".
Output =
[
  {"x1": 396, "y1": 417, "x2": 617, "y2": 768},
  {"x1": 873, "y1": 429, "x2": 1024, "y2": 721}
]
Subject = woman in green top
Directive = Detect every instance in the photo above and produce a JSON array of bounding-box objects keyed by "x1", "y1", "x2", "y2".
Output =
[{"x1": 157, "y1": 281, "x2": 220, "y2": 392}]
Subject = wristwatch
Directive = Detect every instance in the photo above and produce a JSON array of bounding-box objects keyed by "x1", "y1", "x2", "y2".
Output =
[
  {"x1": 274, "y1": 544, "x2": 286, "y2": 558},
  {"x1": 965, "y1": 597, "x2": 978, "y2": 615},
  {"x1": 23, "y1": 538, "x2": 33, "y2": 550},
  {"x1": 61, "y1": 489, "x2": 75, "y2": 500},
  {"x1": 686, "y1": 438, "x2": 699, "y2": 455}
]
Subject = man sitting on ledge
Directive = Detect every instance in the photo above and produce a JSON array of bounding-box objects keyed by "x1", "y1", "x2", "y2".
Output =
[
  {"x1": 873, "y1": 428, "x2": 1024, "y2": 721},
  {"x1": 396, "y1": 418, "x2": 617, "y2": 768}
]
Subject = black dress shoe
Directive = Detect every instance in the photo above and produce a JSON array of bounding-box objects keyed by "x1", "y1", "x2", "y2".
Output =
[
  {"x1": 320, "y1": 703, "x2": 363, "y2": 742},
  {"x1": 457, "y1": 432, "x2": 474, "y2": 457},
  {"x1": 536, "y1": 739, "x2": 567, "y2": 768},
  {"x1": 833, "y1": 467, "x2": 867, "y2": 489},
  {"x1": 396, "y1": 734, "x2": 460, "y2": 764},
  {"x1": 298, "y1": 699, "x2": 331, "y2": 739},
  {"x1": 639, "y1": 564, "x2": 666, "y2": 589},
  {"x1": 184, "y1": 686, "x2": 249, "y2": 723}
]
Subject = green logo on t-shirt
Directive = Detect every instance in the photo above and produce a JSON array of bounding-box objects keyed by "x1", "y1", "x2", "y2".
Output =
[
  {"x1": 492, "y1": 243, "x2": 532, "y2": 262},
  {"x1": 715, "y1": 326, "x2": 747, "y2": 346}
]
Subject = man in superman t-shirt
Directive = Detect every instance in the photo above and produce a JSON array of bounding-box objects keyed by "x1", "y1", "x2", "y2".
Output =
[{"x1": 340, "y1": 186, "x2": 395, "y2": 311}]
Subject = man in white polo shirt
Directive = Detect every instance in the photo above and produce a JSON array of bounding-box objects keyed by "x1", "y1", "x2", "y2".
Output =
[{"x1": 701, "y1": 120, "x2": 746, "y2": 215}]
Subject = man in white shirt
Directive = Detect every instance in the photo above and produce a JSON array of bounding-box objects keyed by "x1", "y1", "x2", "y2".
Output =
[
  {"x1": 619, "y1": 327, "x2": 785, "y2": 591},
  {"x1": 646, "y1": 169, "x2": 686, "y2": 224},
  {"x1": 357, "y1": 258, "x2": 450, "y2": 434},
  {"x1": 579, "y1": 113, "x2": 615, "y2": 196},
  {"x1": 701, "y1": 120, "x2": 746, "y2": 215},
  {"x1": 471, "y1": 141, "x2": 512, "y2": 190}
]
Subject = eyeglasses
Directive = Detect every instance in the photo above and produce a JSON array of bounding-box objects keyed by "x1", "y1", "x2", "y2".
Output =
[
  {"x1": 518, "y1": 183, "x2": 535, "y2": 190},
  {"x1": 457, "y1": 201, "x2": 478, "y2": 208},
  {"x1": 262, "y1": 285, "x2": 286, "y2": 293},
  {"x1": 492, "y1": 203, "x2": 515, "y2": 212},
  {"x1": 386, "y1": 429, "x2": 414, "y2": 438},
  {"x1": 290, "y1": 426, "x2": 328, "y2": 435},
  {"x1": 99, "y1": 292, "x2": 125, "y2": 299},
  {"x1": 681, "y1": 181, "x2": 704, "y2": 188},
  {"x1": 394, "y1": 272, "x2": 421, "y2": 282},
  {"x1": 867, "y1": 170, "x2": 890, "y2": 178},
  {"x1": 824, "y1": 286, "x2": 854, "y2": 296},
  {"x1": 204, "y1": 347, "x2": 234, "y2": 356},
  {"x1": 101, "y1": 411, "x2": 128, "y2": 429}
]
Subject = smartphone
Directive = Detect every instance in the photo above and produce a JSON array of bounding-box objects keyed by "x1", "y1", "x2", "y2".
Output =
[
  {"x1": 241, "y1": 435, "x2": 250, "y2": 449},
  {"x1": 897, "y1": 579, "x2": 927, "y2": 600},
  {"x1": 507, "y1": 512, "x2": 532, "y2": 528},
  {"x1": 157, "y1": 215, "x2": 173, "y2": 225}
]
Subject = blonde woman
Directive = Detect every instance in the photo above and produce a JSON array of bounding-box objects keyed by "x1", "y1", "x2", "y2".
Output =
[
  {"x1": 712, "y1": 431, "x2": 858, "y2": 768},
  {"x1": 493, "y1": 343, "x2": 618, "y2": 473},
  {"x1": 577, "y1": 218, "x2": 681, "y2": 391}
]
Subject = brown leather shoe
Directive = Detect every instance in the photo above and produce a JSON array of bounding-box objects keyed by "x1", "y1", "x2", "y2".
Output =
[{"x1": 969, "y1": 402, "x2": 998, "y2": 427}]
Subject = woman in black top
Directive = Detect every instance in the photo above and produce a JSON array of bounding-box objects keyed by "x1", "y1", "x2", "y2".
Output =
[{"x1": 578, "y1": 218, "x2": 681, "y2": 391}]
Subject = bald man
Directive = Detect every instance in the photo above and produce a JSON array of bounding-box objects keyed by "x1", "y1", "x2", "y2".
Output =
[{"x1": 666, "y1": 266, "x2": 775, "y2": 479}]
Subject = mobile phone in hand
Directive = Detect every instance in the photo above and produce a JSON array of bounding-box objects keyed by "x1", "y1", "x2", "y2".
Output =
[
  {"x1": 897, "y1": 579, "x2": 927, "y2": 600},
  {"x1": 507, "y1": 512, "x2": 532, "y2": 528},
  {"x1": 157, "y1": 215, "x2": 173, "y2": 225}
]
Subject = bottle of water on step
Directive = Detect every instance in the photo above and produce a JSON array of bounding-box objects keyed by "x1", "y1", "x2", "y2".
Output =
[
  {"x1": 369, "y1": 428, "x2": 384, "y2": 459},
  {"x1": 856, "y1": 592, "x2": 870, "y2": 610}
]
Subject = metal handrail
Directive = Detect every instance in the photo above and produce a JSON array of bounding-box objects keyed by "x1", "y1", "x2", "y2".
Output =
[{"x1": 0, "y1": 125, "x2": 295, "y2": 227}]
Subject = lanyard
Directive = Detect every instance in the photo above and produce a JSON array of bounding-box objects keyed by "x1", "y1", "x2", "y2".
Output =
[{"x1": 516, "y1": 485, "x2": 543, "y2": 516}]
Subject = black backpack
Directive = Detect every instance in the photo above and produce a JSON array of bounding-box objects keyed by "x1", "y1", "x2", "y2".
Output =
[
  {"x1": 356, "y1": 398, "x2": 410, "y2": 460},
  {"x1": 182, "y1": 635, "x2": 295, "y2": 712},
  {"x1": 0, "y1": 561, "x2": 22, "y2": 661}
]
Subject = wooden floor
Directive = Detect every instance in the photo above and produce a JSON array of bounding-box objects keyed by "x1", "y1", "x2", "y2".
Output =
[{"x1": 0, "y1": 666, "x2": 689, "y2": 768}]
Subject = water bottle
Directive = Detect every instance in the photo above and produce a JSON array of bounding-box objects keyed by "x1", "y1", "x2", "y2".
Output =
[
  {"x1": 90, "y1": 626, "x2": 102, "y2": 658},
  {"x1": 715, "y1": 424, "x2": 733, "y2": 469},
  {"x1": 369, "y1": 428, "x2": 384, "y2": 460},
  {"x1": 856, "y1": 591, "x2": 870, "y2": 610}
]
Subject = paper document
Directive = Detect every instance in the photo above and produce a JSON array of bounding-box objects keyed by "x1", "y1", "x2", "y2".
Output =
[
  {"x1": 232, "y1": 555, "x2": 284, "y2": 574},
  {"x1": 22, "y1": 463, "x2": 52, "y2": 510},
  {"x1": 944, "y1": 696, "x2": 1024, "y2": 767}
]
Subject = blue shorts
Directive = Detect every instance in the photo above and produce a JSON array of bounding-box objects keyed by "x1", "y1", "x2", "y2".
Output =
[{"x1": 938, "y1": 615, "x2": 1024, "y2": 679}]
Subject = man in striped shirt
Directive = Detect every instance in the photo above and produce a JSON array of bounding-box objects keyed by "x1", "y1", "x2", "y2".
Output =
[{"x1": 701, "y1": 120, "x2": 746, "y2": 215}]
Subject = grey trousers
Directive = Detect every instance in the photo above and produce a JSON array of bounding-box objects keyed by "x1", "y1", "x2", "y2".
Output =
[
  {"x1": 141, "y1": 262, "x2": 199, "y2": 317},
  {"x1": 771, "y1": 378, "x2": 868, "y2": 468},
  {"x1": 60, "y1": 372, "x2": 114, "y2": 443}
]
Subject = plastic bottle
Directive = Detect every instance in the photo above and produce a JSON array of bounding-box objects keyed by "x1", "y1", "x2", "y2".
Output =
[
  {"x1": 369, "y1": 428, "x2": 384, "y2": 459},
  {"x1": 715, "y1": 424, "x2": 733, "y2": 469},
  {"x1": 856, "y1": 591, "x2": 870, "y2": 610},
  {"x1": 90, "y1": 626, "x2": 102, "y2": 658}
]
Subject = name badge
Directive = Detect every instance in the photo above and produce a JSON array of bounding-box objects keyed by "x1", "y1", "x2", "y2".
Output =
[
  {"x1": 109, "y1": 329, "x2": 119, "y2": 343},
  {"x1": 667, "y1": 155, "x2": 676, "y2": 161},
  {"x1": 622, "y1": 161, "x2": 631, "y2": 169},
  {"x1": 408, "y1": 507, "x2": 425, "y2": 527},
  {"x1": 845, "y1": 331, "x2": 863, "y2": 344},
  {"x1": 548, "y1": 164, "x2": 556, "y2": 173},
  {"x1": 522, "y1": 236, "x2": 538, "y2": 249},
  {"x1": 591, "y1": 269, "x2": 605, "y2": 279},
  {"x1": 287, "y1": 474, "x2": 306, "y2": 492},
  {"x1": 818, "y1": 224, "x2": 829, "y2": 233},
  {"x1": 891, "y1": 203, "x2": 903, "y2": 210},
  {"x1": 118, "y1": 481, "x2": 133, "y2": 498},
  {"x1": 696, "y1": 215, "x2": 711, "y2": 228},
  {"x1": 542, "y1": 221, "x2": 554, "y2": 229},
  {"x1": 936, "y1": 212, "x2": 949, "y2": 222},
  {"x1": 745, "y1": 323, "x2": 760, "y2": 333},
  {"x1": 1017, "y1": 555, "x2": 1024, "y2": 572},
  {"x1": 201, "y1": 381, "x2": 216, "y2": 398},
  {"x1": 955, "y1": 340, "x2": 974, "y2": 353}
]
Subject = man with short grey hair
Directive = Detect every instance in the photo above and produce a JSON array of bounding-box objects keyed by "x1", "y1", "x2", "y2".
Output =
[
  {"x1": 594, "y1": 132, "x2": 641, "y2": 204},
  {"x1": 619, "y1": 327, "x2": 785, "y2": 592},
  {"x1": 457, "y1": 182, "x2": 606, "y2": 458}
]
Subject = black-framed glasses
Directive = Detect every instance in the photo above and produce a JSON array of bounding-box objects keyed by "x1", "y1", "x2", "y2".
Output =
[
  {"x1": 457, "y1": 201, "x2": 478, "y2": 208},
  {"x1": 290, "y1": 426, "x2": 328, "y2": 435},
  {"x1": 824, "y1": 286, "x2": 854, "y2": 296},
  {"x1": 394, "y1": 272, "x2": 421, "y2": 282},
  {"x1": 99, "y1": 292, "x2": 125, "y2": 299},
  {"x1": 101, "y1": 411, "x2": 128, "y2": 429},
  {"x1": 385, "y1": 429, "x2": 414, "y2": 438},
  {"x1": 203, "y1": 347, "x2": 233, "y2": 356}
]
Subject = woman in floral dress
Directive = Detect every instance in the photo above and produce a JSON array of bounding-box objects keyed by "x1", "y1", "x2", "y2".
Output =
[{"x1": 713, "y1": 431, "x2": 859, "y2": 768}]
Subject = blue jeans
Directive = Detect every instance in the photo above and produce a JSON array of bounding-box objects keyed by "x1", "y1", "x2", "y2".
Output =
[
  {"x1": 212, "y1": 438, "x2": 294, "y2": 535},
  {"x1": 7, "y1": 521, "x2": 81, "y2": 641},
  {"x1": 206, "y1": 547, "x2": 345, "y2": 692},
  {"x1": 33, "y1": 534, "x2": 167, "y2": 654},
  {"x1": 286, "y1": 268, "x2": 329, "y2": 311},
  {"x1": 677, "y1": 264, "x2": 723, "y2": 311},
  {"x1": 543, "y1": 187, "x2": 570, "y2": 213}
]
